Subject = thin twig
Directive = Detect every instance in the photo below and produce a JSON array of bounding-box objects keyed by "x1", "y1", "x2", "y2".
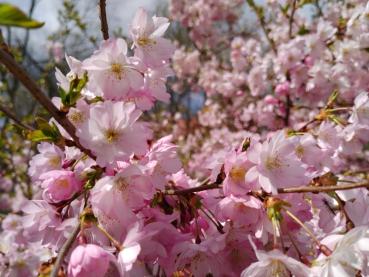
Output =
[
  {"x1": 99, "y1": 0, "x2": 109, "y2": 40},
  {"x1": 314, "y1": 0, "x2": 323, "y2": 17},
  {"x1": 165, "y1": 181, "x2": 369, "y2": 195},
  {"x1": 246, "y1": 0, "x2": 277, "y2": 54},
  {"x1": 164, "y1": 183, "x2": 221, "y2": 195},
  {"x1": 0, "y1": 48, "x2": 95, "y2": 159},
  {"x1": 0, "y1": 103, "x2": 34, "y2": 130},
  {"x1": 284, "y1": 95, "x2": 291, "y2": 126},
  {"x1": 51, "y1": 222, "x2": 81, "y2": 277},
  {"x1": 278, "y1": 182, "x2": 369, "y2": 193},
  {"x1": 97, "y1": 224, "x2": 122, "y2": 250},
  {"x1": 284, "y1": 209, "x2": 320, "y2": 245},
  {"x1": 288, "y1": 0, "x2": 297, "y2": 38}
]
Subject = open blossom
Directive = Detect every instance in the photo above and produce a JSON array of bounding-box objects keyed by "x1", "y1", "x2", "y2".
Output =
[
  {"x1": 349, "y1": 91, "x2": 369, "y2": 126},
  {"x1": 217, "y1": 195, "x2": 263, "y2": 227},
  {"x1": 117, "y1": 222, "x2": 146, "y2": 273},
  {"x1": 28, "y1": 142, "x2": 64, "y2": 180},
  {"x1": 241, "y1": 237, "x2": 310, "y2": 277},
  {"x1": 83, "y1": 38, "x2": 143, "y2": 100},
  {"x1": 313, "y1": 226, "x2": 369, "y2": 276},
  {"x1": 130, "y1": 7, "x2": 175, "y2": 67},
  {"x1": 39, "y1": 170, "x2": 81, "y2": 203},
  {"x1": 223, "y1": 150, "x2": 255, "y2": 196},
  {"x1": 245, "y1": 131, "x2": 308, "y2": 194},
  {"x1": 77, "y1": 101, "x2": 152, "y2": 166},
  {"x1": 68, "y1": 244, "x2": 117, "y2": 277},
  {"x1": 143, "y1": 135, "x2": 182, "y2": 189}
]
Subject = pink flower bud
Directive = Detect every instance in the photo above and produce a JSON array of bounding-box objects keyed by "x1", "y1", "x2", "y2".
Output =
[
  {"x1": 275, "y1": 82, "x2": 290, "y2": 97},
  {"x1": 40, "y1": 170, "x2": 81, "y2": 203},
  {"x1": 68, "y1": 244, "x2": 116, "y2": 277}
]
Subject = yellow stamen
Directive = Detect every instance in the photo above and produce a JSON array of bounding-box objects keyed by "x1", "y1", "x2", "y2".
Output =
[{"x1": 111, "y1": 63, "x2": 124, "y2": 80}]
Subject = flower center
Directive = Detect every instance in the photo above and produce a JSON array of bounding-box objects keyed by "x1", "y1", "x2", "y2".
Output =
[
  {"x1": 56, "y1": 179, "x2": 70, "y2": 189},
  {"x1": 270, "y1": 260, "x2": 290, "y2": 277},
  {"x1": 69, "y1": 111, "x2": 84, "y2": 124},
  {"x1": 229, "y1": 166, "x2": 246, "y2": 183},
  {"x1": 111, "y1": 63, "x2": 124, "y2": 80},
  {"x1": 49, "y1": 156, "x2": 61, "y2": 167},
  {"x1": 265, "y1": 156, "x2": 283, "y2": 170},
  {"x1": 295, "y1": 145, "x2": 304, "y2": 158},
  {"x1": 137, "y1": 37, "x2": 156, "y2": 47},
  {"x1": 105, "y1": 129, "x2": 120, "y2": 144},
  {"x1": 115, "y1": 177, "x2": 129, "y2": 191}
]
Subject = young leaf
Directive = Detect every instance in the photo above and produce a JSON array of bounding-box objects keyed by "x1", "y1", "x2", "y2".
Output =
[{"x1": 0, "y1": 3, "x2": 44, "y2": 29}]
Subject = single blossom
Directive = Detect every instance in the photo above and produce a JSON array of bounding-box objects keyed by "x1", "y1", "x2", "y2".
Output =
[
  {"x1": 130, "y1": 7, "x2": 175, "y2": 67},
  {"x1": 28, "y1": 142, "x2": 64, "y2": 180},
  {"x1": 77, "y1": 101, "x2": 152, "y2": 166},
  {"x1": 245, "y1": 131, "x2": 309, "y2": 194},
  {"x1": 117, "y1": 222, "x2": 145, "y2": 273},
  {"x1": 83, "y1": 38, "x2": 144, "y2": 100},
  {"x1": 313, "y1": 226, "x2": 369, "y2": 277},
  {"x1": 241, "y1": 236, "x2": 311, "y2": 277}
]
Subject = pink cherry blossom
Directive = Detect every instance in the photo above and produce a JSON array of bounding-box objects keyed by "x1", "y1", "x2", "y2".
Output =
[
  {"x1": 77, "y1": 101, "x2": 151, "y2": 166},
  {"x1": 83, "y1": 38, "x2": 143, "y2": 100},
  {"x1": 130, "y1": 7, "x2": 175, "y2": 67},
  {"x1": 246, "y1": 131, "x2": 309, "y2": 194}
]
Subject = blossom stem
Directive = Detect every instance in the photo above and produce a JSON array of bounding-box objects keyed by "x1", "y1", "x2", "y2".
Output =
[
  {"x1": 97, "y1": 224, "x2": 122, "y2": 251},
  {"x1": 50, "y1": 222, "x2": 81, "y2": 277},
  {"x1": 284, "y1": 209, "x2": 332, "y2": 256},
  {"x1": 284, "y1": 209, "x2": 320, "y2": 245},
  {"x1": 199, "y1": 206, "x2": 224, "y2": 234},
  {"x1": 99, "y1": 0, "x2": 109, "y2": 40},
  {"x1": 326, "y1": 107, "x2": 352, "y2": 112}
]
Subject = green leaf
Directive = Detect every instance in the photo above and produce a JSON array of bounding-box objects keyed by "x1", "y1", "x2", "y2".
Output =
[
  {"x1": 27, "y1": 129, "x2": 56, "y2": 142},
  {"x1": 0, "y1": 3, "x2": 44, "y2": 29},
  {"x1": 297, "y1": 25, "x2": 310, "y2": 36},
  {"x1": 59, "y1": 72, "x2": 88, "y2": 107},
  {"x1": 26, "y1": 118, "x2": 61, "y2": 142}
]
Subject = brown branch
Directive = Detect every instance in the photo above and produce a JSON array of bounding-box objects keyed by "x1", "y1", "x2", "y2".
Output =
[
  {"x1": 246, "y1": 0, "x2": 277, "y2": 54},
  {"x1": 288, "y1": 0, "x2": 297, "y2": 38},
  {"x1": 50, "y1": 222, "x2": 81, "y2": 277},
  {"x1": 278, "y1": 182, "x2": 369, "y2": 194},
  {"x1": 99, "y1": 0, "x2": 109, "y2": 40},
  {"x1": 0, "y1": 48, "x2": 95, "y2": 159},
  {"x1": 284, "y1": 95, "x2": 291, "y2": 126},
  {"x1": 165, "y1": 181, "x2": 369, "y2": 196},
  {"x1": 164, "y1": 183, "x2": 221, "y2": 195},
  {"x1": 0, "y1": 102, "x2": 34, "y2": 130}
]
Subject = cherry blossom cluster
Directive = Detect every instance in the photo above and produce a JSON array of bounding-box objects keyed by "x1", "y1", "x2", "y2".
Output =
[{"x1": 1, "y1": 3, "x2": 369, "y2": 277}]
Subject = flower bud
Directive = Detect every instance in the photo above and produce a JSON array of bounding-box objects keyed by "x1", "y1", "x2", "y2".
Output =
[{"x1": 68, "y1": 244, "x2": 116, "y2": 277}]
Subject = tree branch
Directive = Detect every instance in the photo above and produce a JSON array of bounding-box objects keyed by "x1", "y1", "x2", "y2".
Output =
[
  {"x1": 50, "y1": 222, "x2": 81, "y2": 277},
  {"x1": 0, "y1": 48, "x2": 95, "y2": 159},
  {"x1": 0, "y1": 102, "x2": 34, "y2": 130},
  {"x1": 246, "y1": 0, "x2": 277, "y2": 54},
  {"x1": 165, "y1": 183, "x2": 221, "y2": 195},
  {"x1": 99, "y1": 0, "x2": 109, "y2": 40},
  {"x1": 288, "y1": 0, "x2": 297, "y2": 38},
  {"x1": 165, "y1": 181, "x2": 369, "y2": 195},
  {"x1": 278, "y1": 182, "x2": 369, "y2": 194}
]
